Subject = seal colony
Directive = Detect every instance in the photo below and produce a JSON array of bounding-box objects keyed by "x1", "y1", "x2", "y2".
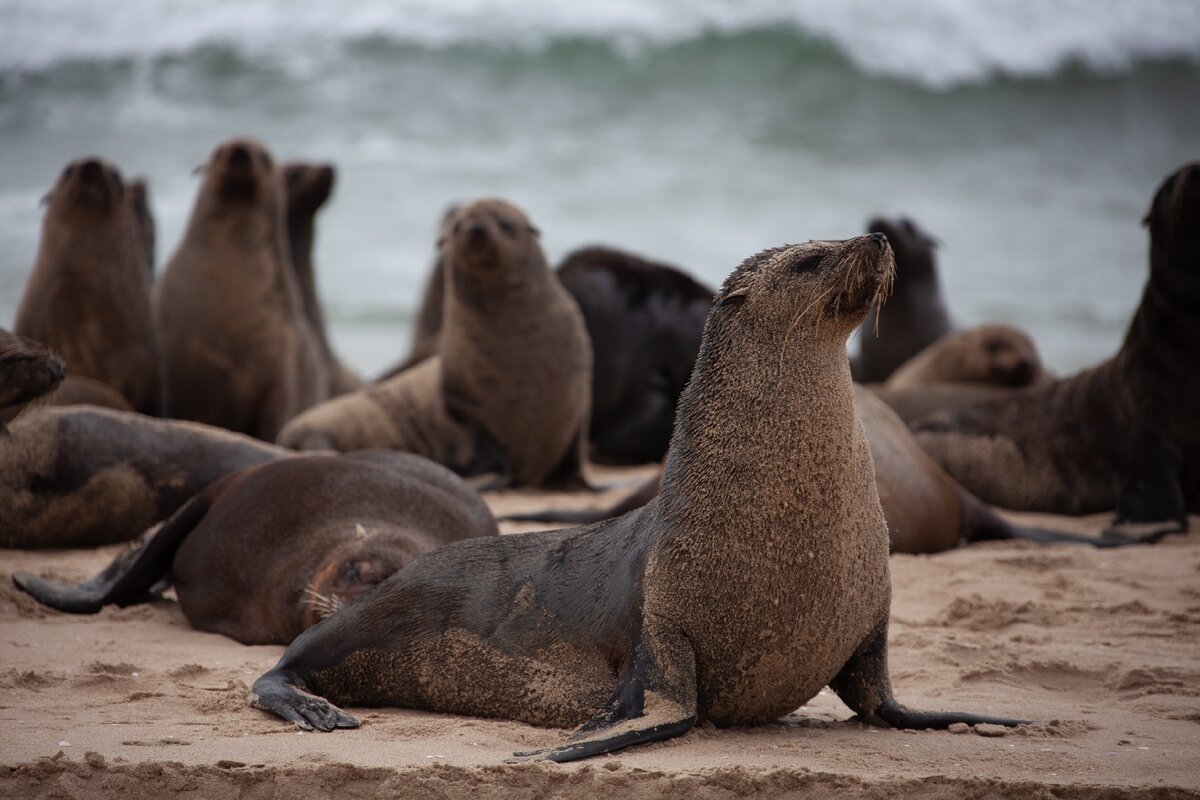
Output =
[
  {"x1": 248, "y1": 235, "x2": 1025, "y2": 761},
  {"x1": 913, "y1": 162, "x2": 1200, "y2": 533},
  {"x1": 14, "y1": 451, "x2": 499, "y2": 645}
]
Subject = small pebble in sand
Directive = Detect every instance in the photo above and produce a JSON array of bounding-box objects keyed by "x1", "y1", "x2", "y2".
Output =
[
  {"x1": 948, "y1": 722, "x2": 970, "y2": 734},
  {"x1": 975, "y1": 724, "x2": 1010, "y2": 737},
  {"x1": 57, "y1": 741, "x2": 69, "y2": 747}
]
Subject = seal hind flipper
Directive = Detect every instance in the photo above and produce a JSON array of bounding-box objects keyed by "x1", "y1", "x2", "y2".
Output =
[
  {"x1": 12, "y1": 474, "x2": 225, "y2": 613},
  {"x1": 515, "y1": 622, "x2": 697, "y2": 763},
  {"x1": 960, "y1": 493, "x2": 1166, "y2": 549},
  {"x1": 832, "y1": 620, "x2": 1029, "y2": 731},
  {"x1": 1106, "y1": 434, "x2": 1188, "y2": 540}
]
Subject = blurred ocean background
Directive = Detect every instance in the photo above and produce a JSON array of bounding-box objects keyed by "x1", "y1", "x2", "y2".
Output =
[{"x1": 1, "y1": 0, "x2": 1198, "y2": 376}]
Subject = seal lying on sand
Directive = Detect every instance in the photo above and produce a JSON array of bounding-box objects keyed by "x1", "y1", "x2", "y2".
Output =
[
  {"x1": 0, "y1": 407, "x2": 287, "y2": 549},
  {"x1": 278, "y1": 198, "x2": 592, "y2": 490},
  {"x1": 884, "y1": 324, "x2": 1047, "y2": 391},
  {"x1": 249, "y1": 234, "x2": 1025, "y2": 762},
  {"x1": 557, "y1": 247, "x2": 714, "y2": 465},
  {"x1": 14, "y1": 452, "x2": 498, "y2": 645},
  {"x1": 14, "y1": 157, "x2": 161, "y2": 415},
  {"x1": 507, "y1": 388, "x2": 1154, "y2": 552},
  {"x1": 283, "y1": 161, "x2": 363, "y2": 396},
  {"x1": 0, "y1": 329, "x2": 64, "y2": 430},
  {"x1": 852, "y1": 216, "x2": 953, "y2": 384},
  {"x1": 913, "y1": 163, "x2": 1200, "y2": 534},
  {"x1": 154, "y1": 138, "x2": 328, "y2": 440}
]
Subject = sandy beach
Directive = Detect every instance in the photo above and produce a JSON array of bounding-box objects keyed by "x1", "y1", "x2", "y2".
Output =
[{"x1": 2, "y1": 466, "x2": 1197, "y2": 799}]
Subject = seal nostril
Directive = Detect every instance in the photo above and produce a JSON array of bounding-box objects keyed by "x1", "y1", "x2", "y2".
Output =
[{"x1": 228, "y1": 145, "x2": 251, "y2": 167}]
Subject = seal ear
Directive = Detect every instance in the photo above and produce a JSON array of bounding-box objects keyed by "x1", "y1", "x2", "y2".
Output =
[
  {"x1": 191, "y1": 163, "x2": 206, "y2": 177},
  {"x1": 39, "y1": 192, "x2": 53, "y2": 208},
  {"x1": 528, "y1": 224, "x2": 541, "y2": 237}
]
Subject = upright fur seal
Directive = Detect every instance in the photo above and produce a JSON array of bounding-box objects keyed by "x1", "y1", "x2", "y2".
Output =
[
  {"x1": 154, "y1": 138, "x2": 328, "y2": 440},
  {"x1": 557, "y1": 247, "x2": 714, "y2": 465},
  {"x1": 852, "y1": 216, "x2": 953, "y2": 383},
  {"x1": 507, "y1": 387, "x2": 1151, "y2": 552},
  {"x1": 282, "y1": 161, "x2": 363, "y2": 396},
  {"x1": 0, "y1": 407, "x2": 287, "y2": 549},
  {"x1": 913, "y1": 163, "x2": 1200, "y2": 533},
  {"x1": 14, "y1": 157, "x2": 161, "y2": 415},
  {"x1": 249, "y1": 234, "x2": 1024, "y2": 761},
  {"x1": 14, "y1": 452, "x2": 499, "y2": 645},
  {"x1": 278, "y1": 199, "x2": 592, "y2": 490},
  {"x1": 0, "y1": 329, "x2": 64, "y2": 430}
]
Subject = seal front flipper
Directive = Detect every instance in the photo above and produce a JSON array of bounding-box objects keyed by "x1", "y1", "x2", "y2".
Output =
[
  {"x1": 832, "y1": 619, "x2": 1029, "y2": 730},
  {"x1": 514, "y1": 622, "x2": 697, "y2": 763},
  {"x1": 1105, "y1": 434, "x2": 1187, "y2": 541},
  {"x1": 249, "y1": 670, "x2": 359, "y2": 732}
]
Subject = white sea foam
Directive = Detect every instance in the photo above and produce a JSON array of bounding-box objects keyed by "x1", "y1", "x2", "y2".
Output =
[{"x1": 2, "y1": 0, "x2": 1198, "y2": 87}]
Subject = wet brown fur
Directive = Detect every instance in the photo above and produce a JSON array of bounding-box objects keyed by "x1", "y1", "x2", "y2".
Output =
[
  {"x1": 282, "y1": 161, "x2": 363, "y2": 396},
  {"x1": 0, "y1": 329, "x2": 65, "y2": 429},
  {"x1": 251, "y1": 235, "x2": 929, "y2": 738},
  {"x1": 14, "y1": 452, "x2": 498, "y2": 645},
  {"x1": 14, "y1": 157, "x2": 161, "y2": 415},
  {"x1": 153, "y1": 138, "x2": 329, "y2": 440},
  {"x1": 0, "y1": 406, "x2": 287, "y2": 548},
  {"x1": 277, "y1": 198, "x2": 592, "y2": 489},
  {"x1": 913, "y1": 163, "x2": 1200, "y2": 517}
]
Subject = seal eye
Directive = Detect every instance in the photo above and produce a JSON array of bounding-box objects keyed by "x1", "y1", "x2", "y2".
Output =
[
  {"x1": 498, "y1": 219, "x2": 517, "y2": 238},
  {"x1": 792, "y1": 254, "x2": 822, "y2": 273}
]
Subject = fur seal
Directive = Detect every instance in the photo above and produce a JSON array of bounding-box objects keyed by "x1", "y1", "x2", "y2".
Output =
[
  {"x1": 852, "y1": 216, "x2": 953, "y2": 383},
  {"x1": 884, "y1": 324, "x2": 1047, "y2": 391},
  {"x1": 0, "y1": 406, "x2": 288, "y2": 549},
  {"x1": 14, "y1": 157, "x2": 161, "y2": 415},
  {"x1": 14, "y1": 451, "x2": 499, "y2": 645},
  {"x1": 0, "y1": 329, "x2": 65, "y2": 429},
  {"x1": 249, "y1": 234, "x2": 1025, "y2": 761},
  {"x1": 913, "y1": 163, "x2": 1200, "y2": 534},
  {"x1": 278, "y1": 198, "x2": 592, "y2": 490},
  {"x1": 282, "y1": 161, "x2": 363, "y2": 396},
  {"x1": 556, "y1": 247, "x2": 714, "y2": 465},
  {"x1": 507, "y1": 387, "x2": 1152, "y2": 552},
  {"x1": 154, "y1": 138, "x2": 328, "y2": 441}
]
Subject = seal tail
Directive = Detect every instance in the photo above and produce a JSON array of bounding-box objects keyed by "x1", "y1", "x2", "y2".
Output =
[
  {"x1": 12, "y1": 474, "x2": 228, "y2": 613},
  {"x1": 959, "y1": 492, "x2": 1163, "y2": 548}
]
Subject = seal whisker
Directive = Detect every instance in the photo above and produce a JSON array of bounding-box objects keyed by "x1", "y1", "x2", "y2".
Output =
[{"x1": 779, "y1": 286, "x2": 834, "y2": 373}]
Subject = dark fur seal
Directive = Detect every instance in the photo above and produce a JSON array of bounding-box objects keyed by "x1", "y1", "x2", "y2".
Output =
[
  {"x1": 913, "y1": 163, "x2": 1200, "y2": 535},
  {"x1": 154, "y1": 138, "x2": 328, "y2": 440},
  {"x1": 249, "y1": 234, "x2": 1025, "y2": 762},
  {"x1": 0, "y1": 407, "x2": 287, "y2": 549},
  {"x1": 0, "y1": 329, "x2": 65, "y2": 429},
  {"x1": 556, "y1": 247, "x2": 714, "y2": 465},
  {"x1": 14, "y1": 157, "x2": 161, "y2": 415},
  {"x1": 507, "y1": 387, "x2": 1152, "y2": 552},
  {"x1": 14, "y1": 451, "x2": 498, "y2": 645},
  {"x1": 278, "y1": 198, "x2": 592, "y2": 490},
  {"x1": 283, "y1": 161, "x2": 363, "y2": 396},
  {"x1": 852, "y1": 216, "x2": 953, "y2": 383}
]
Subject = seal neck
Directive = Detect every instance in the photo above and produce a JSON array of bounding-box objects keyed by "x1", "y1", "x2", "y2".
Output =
[{"x1": 658, "y1": 322, "x2": 868, "y2": 534}]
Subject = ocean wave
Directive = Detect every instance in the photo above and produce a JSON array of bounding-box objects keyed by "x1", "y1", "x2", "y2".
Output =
[{"x1": 2, "y1": 0, "x2": 1199, "y2": 87}]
